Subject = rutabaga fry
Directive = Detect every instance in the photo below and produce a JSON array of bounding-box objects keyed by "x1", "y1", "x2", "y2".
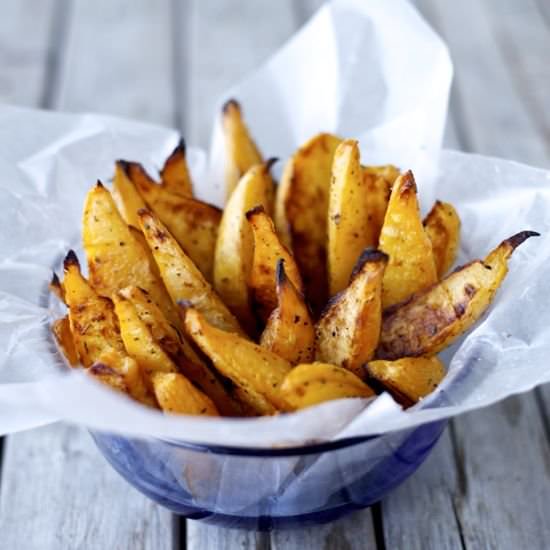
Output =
[
  {"x1": 366, "y1": 356, "x2": 445, "y2": 407},
  {"x1": 111, "y1": 160, "x2": 147, "y2": 228},
  {"x1": 327, "y1": 139, "x2": 371, "y2": 296},
  {"x1": 260, "y1": 259, "x2": 314, "y2": 365},
  {"x1": 138, "y1": 209, "x2": 245, "y2": 336},
  {"x1": 152, "y1": 372, "x2": 219, "y2": 416},
  {"x1": 49, "y1": 272, "x2": 65, "y2": 303},
  {"x1": 280, "y1": 362, "x2": 374, "y2": 411},
  {"x1": 213, "y1": 161, "x2": 274, "y2": 333},
  {"x1": 184, "y1": 308, "x2": 292, "y2": 414},
  {"x1": 246, "y1": 204, "x2": 303, "y2": 321},
  {"x1": 315, "y1": 249, "x2": 388, "y2": 378},
  {"x1": 119, "y1": 285, "x2": 241, "y2": 416},
  {"x1": 51, "y1": 315, "x2": 78, "y2": 366},
  {"x1": 222, "y1": 99, "x2": 263, "y2": 202},
  {"x1": 160, "y1": 139, "x2": 194, "y2": 197},
  {"x1": 379, "y1": 170, "x2": 437, "y2": 308},
  {"x1": 424, "y1": 200, "x2": 461, "y2": 278},
  {"x1": 62, "y1": 252, "x2": 151, "y2": 403},
  {"x1": 378, "y1": 231, "x2": 539, "y2": 359},
  {"x1": 125, "y1": 161, "x2": 221, "y2": 281},
  {"x1": 361, "y1": 164, "x2": 400, "y2": 248},
  {"x1": 275, "y1": 133, "x2": 342, "y2": 313},
  {"x1": 82, "y1": 182, "x2": 179, "y2": 327}
]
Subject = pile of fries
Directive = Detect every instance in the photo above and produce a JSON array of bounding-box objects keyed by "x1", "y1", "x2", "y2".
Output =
[{"x1": 49, "y1": 100, "x2": 537, "y2": 417}]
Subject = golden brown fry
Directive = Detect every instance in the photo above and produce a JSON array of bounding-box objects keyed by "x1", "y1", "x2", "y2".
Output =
[
  {"x1": 378, "y1": 231, "x2": 539, "y2": 359},
  {"x1": 246, "y1": 204, "x2": 303, "y2": 321},
  {"x1": 424, "y1": 200, "x2": 461, "y2": 278},
  {"x1": 160, "y1": 139, "x2": 194, "y2": 197},
  {"x1": 361, "y1": 164, "x2": 400, "y2": 248},
  {"x1": 62, "y1": 252, "x2": 151, "y2": 403},
  {"x1": 280, "y1": 362, "x2": 374, "y2": 411},
  {"x1": 184, "y1": 308, "x2": 292, "y2": 414},
  {"x1": 366, "y1": 356, "x2": 445, "y2": 407},
  {"x1": 327, "y1": 139, "x2": 372, "y2": 296},
  {"x1": 63, "y1": 251, "x2": 123, "y2": 367},
  {"x1": 260, "y1": 259, "x2": 314, "y2": 365},
  {"x1": 51, "y1": 316, "x2": 78, "y2": 366},
  {"x1": 222, "y1": 99, "x2": 263, "y2": 201},
  {"x1": 88, "y1": 362, "x2": 128, "y2": 394},
  {"x1": 125, "y1": 161, "x2": 221, "y2": 281},
  {"x1": 112, "y1": 161, "x2": 147, "y2": 228},
  {"x1": 82, "y1": 182, "x2": 179, "y2": 327},
  {"x1": 275, "y1": 133, "x2": 342, "y2": 312},
  {"x1": 138, "y1": 209, "x2": 245, "y2": 336},
  {"x1": 127, "y1": 225, "x2": 163, "y2": 282},
  {"x1": 213, "y1": 162, "x2": 274, "y2": 332},
  {"x1": 49, "y1": 272, "x2": 65, "y2": 303},
  {"x1": 152, "y1": 372, "x2": 219, "y2": 416},
  {"x1": 379, "y1": 170, "x2": 437, "y2": 308},
  {"x1": 315, "y1": 249, "x2": 388, "y2": 378},
  {"x1": 120, "y1": 285, "x2": 240, "y2": 416},
  {"x1": 114, "y1": 294, "x2": 177, "y2": 382}
]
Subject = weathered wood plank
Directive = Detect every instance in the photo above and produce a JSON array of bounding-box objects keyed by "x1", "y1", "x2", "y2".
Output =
[
  {"x1": 270, "y1": 511, "x2": 377, "y2": 550},
  {"x1": 396, "y1": 2, "x2": 550, "y2": 549},
  {"x1": 0, "y1": 1, "x2": 179, "y2": 548},
  {"x1": 0, "y1": 0, "x2": 60, "y2": 107},
  {"x1": 0, "y1": 425, "x2": 176, "y2": 550},
  {"x1": 55, "y1": 0, "x2": 175, "y2": 126},
  {"x1": 186, "y1": 0, "x2": 296, "y2": 148},
  {"x1": 186, "y1": 524, "x2": 269, "y2": 550},
  {"x1": 379, "y1": 430, "x2": 464, "y2": 550}
]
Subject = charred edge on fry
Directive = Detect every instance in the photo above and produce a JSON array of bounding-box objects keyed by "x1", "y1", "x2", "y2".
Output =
[
  {"x1": 96, "y1": 180, "x2": 105, "y2": 189},
  {"x1": 275, "y1": 258, "x2": 287, "y2": 289},
  {"x1": 265, "y1": 157, "x2": 279, "y2": 173},
  {"x1": 115, "y1": 159, "x2": 132, "y2": 176},
  {"x1": 137, "y1": 207, "x2": 153, "y2": 219},
  {"x1": 398, "y1": 170, "x2": 417, "y2": 195},
  {"x1": 89, "y1": 362, "x2": 119, "y2": 377},
  {"x1": 423, "y1": 200, "x2": 443, "y2": 225},
  {"x1": 245, "y1": 204, "x2": 266, "y2": 220},
  {"x1": 50, "y1": 272, "x2": 62, "y2": 289},
  {"x1": 364, "y1": 369, "x2": 416, "y2": 408},
  {"x1": 350, "y1": 248, "x2": 389, "y2": 281},
  {"x1": 222, "y1": 98, "x2": 240, "y2": 114},
  {"x1": 171, "y1": 138, "x2": 186, "y2": 157},
  {"x1": 503, "y1": 230, "x2": 540, "y2": 251},
  {"x1": 63, "y1": 250, "x2": 80, "y2": 270}
]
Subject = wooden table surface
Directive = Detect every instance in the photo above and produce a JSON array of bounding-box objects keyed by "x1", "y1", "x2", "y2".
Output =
[{"x1": 1, "y1": 1, "x2": 549, "y2": 548}]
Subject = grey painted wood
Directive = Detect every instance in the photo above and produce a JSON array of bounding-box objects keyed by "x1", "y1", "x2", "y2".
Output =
[
  {"x1": 55, "y1": 0, "x2": 175, "y2": 126},
  {"x1": 0, "y1": 1, "x2": 178, "y2": 549},
  {"x1": 0, "y1": 0, "x2": 59, "y2": 107},
  {"x1": 187, "y1": 524, "x2": 270, "y2": 550},
  {"x1": 379, "y1": 430, "x2": 464, "y2": 550},
  {"x1": 405, "y1": 2, "x2": 550, "y2": 549},
  {"x1": 0, "y1": 424, "x2": 176, "y2": 550},
  {"x1": 270, "y1": 511, "x2": 377, "y2": 550},
  {"x1": 417, "y1": 0, "x2": 548, "y2": 168},
  {"x1": 187, "y1": 0, "x2": 296, "y2": 148}
]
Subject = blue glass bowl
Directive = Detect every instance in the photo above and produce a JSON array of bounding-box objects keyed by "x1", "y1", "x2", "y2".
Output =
[{"x1": 91, "y1": 418, "x2": 446, "y2": 530}]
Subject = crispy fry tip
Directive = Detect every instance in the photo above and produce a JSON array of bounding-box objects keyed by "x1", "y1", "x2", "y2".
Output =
[
  {"x1": 115, "y1": 159, "x2": 131, "y2": 175},
  {"x1": 399, "y1": 170, "x2": 417, "y2": 194},
  {"x1": 245, "y1": 204, "x2": 266, "y2": 220},
  {"x1": 96, "y1": 180, "x2": 105, "y2": 189},
  {"x1": 63, "y1": 250, "x2": 80, "y2": 270},
  {"x1": 222, "y1": 98, "x2": 240, "y2": 114},
  {"x1": 50, "y1": 272, "x2": 61, "y2": 287},
  {"x1": 265, "y1": 157, "x2": 279, "y2": 172},
  {"x1": 350, "y1": 248, "x2": 389, "y2": 280},
  {"x1": 505, "y1": 230, "x2": 540, "y2": 251}
]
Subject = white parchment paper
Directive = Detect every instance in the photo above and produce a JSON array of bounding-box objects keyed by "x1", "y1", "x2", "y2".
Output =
[{"x1": 0, "y1": 0, "x2": 548, "y2": 447}]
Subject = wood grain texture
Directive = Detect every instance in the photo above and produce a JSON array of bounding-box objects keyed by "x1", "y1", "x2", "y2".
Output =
[
  {"x1": 270, "y1": 511, "x2": 377, "y2": 550},
  {"x1": 186, "y1": 0, "x2": 296, "y2": 147},
  {"x1": 55, "y1": 0, "x2": 175, "y2": 126},
  {"x1": 187, "y1": 523, "x2": 270, "y2": 550},
  {"x1": 379, "y1": 430, "x2": 464, "y2": 550},
  {"x1": 0, "y1": 424, "x2": 176, "y2": 550},
  {"x1": 0, "y1": 1, "x2": 178, "y2": 549},
  {"x1": 0, "y1": 0, "x2": 60, "y2": 106}
]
